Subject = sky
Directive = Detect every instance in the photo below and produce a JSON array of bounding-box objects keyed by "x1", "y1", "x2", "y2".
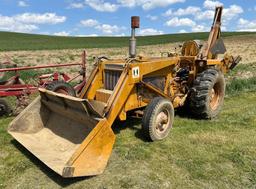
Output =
[{"x1": 0, "y1": 0, "x2": 255, "y2": 36}]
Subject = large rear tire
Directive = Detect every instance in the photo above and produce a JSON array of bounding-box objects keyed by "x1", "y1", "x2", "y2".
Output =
[
  {"x1": 189, "y1": 69, "x2": 225, "y2": 119},
  {"x1": 0, "y1": 98, "x2": 12, "y2": 116},
  {"x1": 46, "y1": 81, "x2": 76, "y2": 97},
  {"x1": 142, "y1": 97, "x2": 174, "y2": 141}
]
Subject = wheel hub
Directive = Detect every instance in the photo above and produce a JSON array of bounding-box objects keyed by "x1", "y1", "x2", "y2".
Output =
[
  {"x1": 210, "y1": 85, "x2": 220, "y2": 110},
  {"x1": 155, "y1": 110, "x2": 169, "y2": 133}
]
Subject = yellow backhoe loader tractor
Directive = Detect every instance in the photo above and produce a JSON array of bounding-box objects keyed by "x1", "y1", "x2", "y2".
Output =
[{"x1": 8, "y1": 7, "x2": 241, "y2": 177}]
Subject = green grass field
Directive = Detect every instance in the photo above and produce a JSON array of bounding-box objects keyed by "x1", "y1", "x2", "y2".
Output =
[
  {"x1": 0, "y1": 63, "x2": 255, "y2": 189},
  {"x1": 0, "y1": 31, "x2": 254, "y2": 51}
]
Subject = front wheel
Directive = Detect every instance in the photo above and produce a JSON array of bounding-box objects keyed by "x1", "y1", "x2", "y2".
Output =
[
  {"x1": 46, "y1": 81, "x2": 76, "y2": 97},
  {"x1": 142, "y1": 97, "x2": 174, "y2": 141}
]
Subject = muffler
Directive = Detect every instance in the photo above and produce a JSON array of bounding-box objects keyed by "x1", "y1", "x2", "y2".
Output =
[{"x1": 129, "y1": 16, "x2": 140, "y2": 58}]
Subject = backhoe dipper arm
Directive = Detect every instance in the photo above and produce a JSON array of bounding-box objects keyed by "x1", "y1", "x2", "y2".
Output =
[{"x1": 201, "y1": 6, "x2": 223, "y2": 59}]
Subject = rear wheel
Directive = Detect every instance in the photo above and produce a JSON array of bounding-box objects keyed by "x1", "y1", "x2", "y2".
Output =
[
  {"x1": 46, "y1": 81, "x2": 76, "y2": 97},
  {"x1": 0, "y1": 98, "x2": 12, "y2": 116},
  {"x1": 189, "y1": 69, "x2": 225, "y2": 119},
  {"x1": 142, "y1": 97, "x2": 174, "y2": 141}
]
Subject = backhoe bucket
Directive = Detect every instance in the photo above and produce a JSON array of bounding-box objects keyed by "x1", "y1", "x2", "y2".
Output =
[{"x1": 8, "y1": 89, "x2": 116, "y2": 177}]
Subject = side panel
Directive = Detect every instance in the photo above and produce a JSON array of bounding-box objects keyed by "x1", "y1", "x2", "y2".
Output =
[{"x1": 124, "y1": 87, "x2": 147, "y2": 112}]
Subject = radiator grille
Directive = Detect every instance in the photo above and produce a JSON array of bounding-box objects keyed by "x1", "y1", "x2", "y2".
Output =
[
  {"x1": 104, "y1": 64, "x2": 124, "y2": 90},
  {"x1": 104, "y1": 70, "x2": 122, "y2": 90}
]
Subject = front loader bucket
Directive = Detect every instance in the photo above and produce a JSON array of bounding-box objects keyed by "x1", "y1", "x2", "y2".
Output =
[{"x1": 8, "y1": 89, "x2": 116, "y2": 177}]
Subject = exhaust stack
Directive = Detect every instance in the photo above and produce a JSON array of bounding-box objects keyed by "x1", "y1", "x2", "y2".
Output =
[{"x1": 129, "y1": 16, "x2": 140, "y2": 58}]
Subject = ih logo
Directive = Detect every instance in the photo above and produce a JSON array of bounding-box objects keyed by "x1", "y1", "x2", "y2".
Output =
[{"x1": 132, "y1": 67, "x2": 140, "y2": 78}]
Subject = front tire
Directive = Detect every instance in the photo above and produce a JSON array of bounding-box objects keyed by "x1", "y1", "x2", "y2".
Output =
[
  {"x1": 46, "y1": 81, "x2": 76, "y2": 97},
  {"x1": 142, "y1": 97, "x2": 174, "y2": 141},
  {"x1": 189, "y1": 69, "x2": 225, "y2": 119}
]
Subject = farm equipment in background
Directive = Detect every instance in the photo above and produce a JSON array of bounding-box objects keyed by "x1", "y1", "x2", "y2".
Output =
[
  {"x1": 8, "y1": 7, "x2": 241, "y2": 177},
  {"x1": 0, "y1": 51, "x2": 87, "y2": 116}
]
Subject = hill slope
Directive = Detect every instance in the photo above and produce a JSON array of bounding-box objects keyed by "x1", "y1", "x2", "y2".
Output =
[{"x1": 0, "y1": 31, "x2": 254, "y2": 51}]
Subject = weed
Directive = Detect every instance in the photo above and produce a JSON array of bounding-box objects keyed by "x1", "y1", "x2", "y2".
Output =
[{"x1": 227, "y1": 77, "x2": 256, "y2": 95}]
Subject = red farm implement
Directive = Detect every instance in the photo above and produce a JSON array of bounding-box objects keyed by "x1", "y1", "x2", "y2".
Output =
[{"x1": 0, "y1": 51, "x2": 87, "y2": 116}]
